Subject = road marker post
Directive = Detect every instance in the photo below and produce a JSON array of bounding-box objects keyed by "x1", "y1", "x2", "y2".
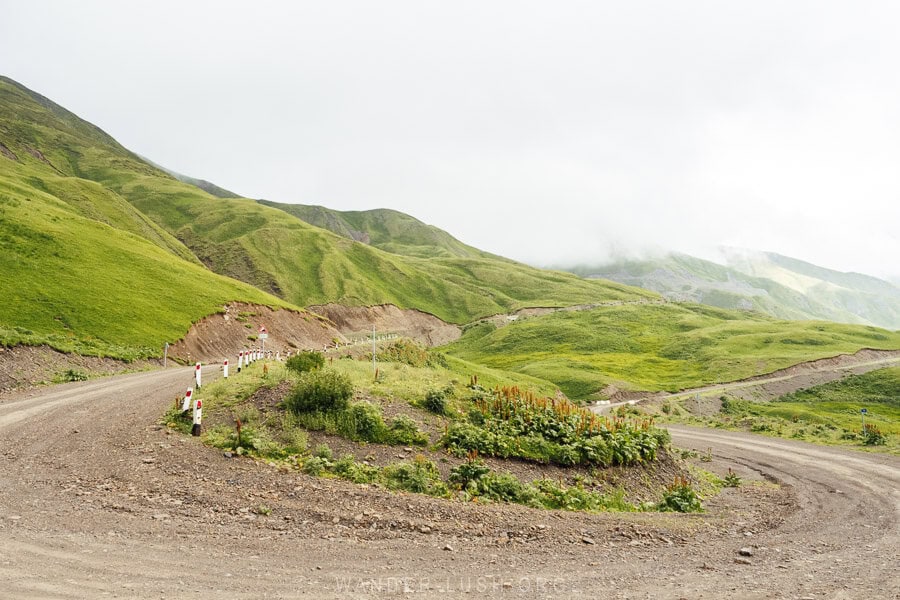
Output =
[
  {"x1": 237, "y1": 351, "x2": 243, "y2": 372},
  {"x1": 181, "y1": 387, "x2": 193, "y2": 413},
  {"x1": 223, "y1": 359, "x2": 229, "y2": 379},
  {"x1": 195, "y1": 362, "x2": 202, "y2": 388},
  {"x1": 192, "y1": 398, "x2": 202, "y2": 436},
  {"x1": 861, "y1": 407, "x2": 868, "y2": 432}
]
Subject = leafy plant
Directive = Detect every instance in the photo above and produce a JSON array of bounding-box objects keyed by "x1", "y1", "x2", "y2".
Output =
[
  {"x1": 423, "y1": 389, "x2": 450, "y2": 415},
  {"x1": 658, "y1": 477, "x2": 703, "y2": 512},
  {"x1": 381, "y1": 456, "x2": 448, "y2": 497},
  {"x1": 448, "y1": 453, "x2": 490, "y2": 490},
  {"x1": 302, "y1": 456, "x2": 329, "y2": 476},
  {"x1": 861, "y1": 424, "x2": 887, "y2": 446},
  {"x1": 284, "y1": 369, "x2": 353, "y2": 413},
  {"x1": 388, "y1": 414, "x2": 429, "y2": 446},
  {"x1": 722, "y1": 468, "x2": 742, "y2": 487},
  {"x1": 285, "y1": 351, "x2": 325, "y2": 374},
  {"x1": 59, "y1": 369, "x2": 89, "y2": 382},
  {"x1": 314, "y1": 443, "x2": 333, "y2": 460}
]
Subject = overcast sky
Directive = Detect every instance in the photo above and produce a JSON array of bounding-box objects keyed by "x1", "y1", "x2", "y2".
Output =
[{"x1": 2, "y1": 1, "x2": 899, "y2": 278}]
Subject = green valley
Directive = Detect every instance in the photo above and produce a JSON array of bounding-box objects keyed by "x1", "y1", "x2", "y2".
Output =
[{"x1": 446, "y1": 303, "x2": 900, "y2": 399}]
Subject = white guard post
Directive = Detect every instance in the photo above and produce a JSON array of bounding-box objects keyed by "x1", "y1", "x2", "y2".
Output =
[
  {"x1": 223, "y1": 359, "x2": 229, "y2": 378},
  {"x1": 181, "y1": 387, "x2": 193, "y2": 412},
  {"x1": 195, "y1": 362, "x2": 202, "y2": 388},
  {"x1": 237, "y1": 351, "x2": 243, "y2": 372},
  {"x1": 191, "y1": 397, "x2": 202, "y2": 436}
]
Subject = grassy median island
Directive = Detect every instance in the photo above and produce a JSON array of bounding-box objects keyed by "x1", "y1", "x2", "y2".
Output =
[{"x1": 166, "y1": 343, "x2": 707, "y2": 513}]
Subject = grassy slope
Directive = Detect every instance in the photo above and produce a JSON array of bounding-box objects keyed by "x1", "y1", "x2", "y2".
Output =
[
  {"x1": 0, "y1": 168, "x2": 290, "y2": 358},
  {"x1": 770, "y1": 366, "x2": 900, "y2": 436},
  {"x1": 446, "y1": 303, "x2": 900, "y2": 399},
  {"x1": 1, "y1": 77, "x2": 656, "y2": 326},
  {"x1": 0, "y1": 79, "x2": 296, "y2": 358},
  {"x1": 0, "y1": 75, "x2": 653, "y2": 359},
  {"x1": 259, "y1": 200, "x2": 497, "y2": 260}
]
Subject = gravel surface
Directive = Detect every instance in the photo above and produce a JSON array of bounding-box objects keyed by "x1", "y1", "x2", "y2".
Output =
[{"x1": 0, "y1": 367, "x2": 897, "y2": 598}]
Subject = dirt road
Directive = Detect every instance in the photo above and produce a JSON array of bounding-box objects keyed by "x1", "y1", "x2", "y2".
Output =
[{"x1": 0, "y1": 369, "x2": 897, "y2": 598}]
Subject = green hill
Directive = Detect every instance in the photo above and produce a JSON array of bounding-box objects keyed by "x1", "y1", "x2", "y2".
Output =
[
  {"x1": 0, "y1": 159, "x2": 290, "y2": 359},
  {"x1": 567, "y1": 252, "x2": 900, "y2": 330},
  {"x1": 259, "y1": 201, "x2": 498, "y2": 260},
  {"x1": 0, "y1": 76, "x2": 656, "y2": 358},
  {"x1": 446, "y1": 303, "x2": 900, "y2": 400}
]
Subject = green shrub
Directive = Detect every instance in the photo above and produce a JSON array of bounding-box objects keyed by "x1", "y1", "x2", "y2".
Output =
[
  {"x1": 534, "y1": 479, "x2": 610, "y2": 511},
  {"x1": 277, "y1": 413, "x2": 309, "y2": 455},
  {"x1": 302, "y1": 456, "x2": 329, "y2": 476},
  {"x1": 284, "y1": 370, "x2": 353, "y2": 413},
  {"x1": 285, "y1": 351, "x2": 325, "y2": 374},
  {"x1": 332, "y1": 455, "x2": 379, "y2": 483},
  {"x1": 313, "y1": 443, "x2": 333, "y2": 460},
  {"x1": 382, "y1": 456, "x2": 448, "y2": 497},
  {"x1": 658, "y1": 477, "x2": 703, "y2": 512},
  {"x1": 722, "y1": 469, "x2": 742, "y2": 487},
  {"x1": 477, "y1": 472, "x2": 540, "y2": 506},
  {"x1": 346, "y1": 401, "x2": 387, "y2": 440},
  {"x1": 388, "y1": 415, "x2": 429, "y2": 445},
  {"x1": 448, "y1": 457, "x2": 491, "y2": 490},
  {"x1": 59, "y1": 369, "x2": 88, "y2": 382},
  {"x1": 861, "y1": 424, "x2": 887, "y2": 446},
  {"x1": 423, "y1": 389, "x2": 450, "y2": 415},
  {"x1": 377, "y1": 339, "x2": 430, "y2": 367}
]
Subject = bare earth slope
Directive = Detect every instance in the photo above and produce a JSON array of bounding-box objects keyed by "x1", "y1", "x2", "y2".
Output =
[{"x1": 0, "y1": 368, "x2": 897, "y2": 598}]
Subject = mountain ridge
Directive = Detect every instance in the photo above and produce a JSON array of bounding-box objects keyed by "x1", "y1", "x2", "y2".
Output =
[{"x1": 565, "y1": 251, "x2": 900, "y2": 330}]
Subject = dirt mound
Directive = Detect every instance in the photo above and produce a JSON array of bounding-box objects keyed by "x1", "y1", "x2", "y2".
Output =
[
  {"x1": 308, "y1": 303, "x2": 461, "y2": 347},
  {"x1": 169, "y1": 303, "x2": 345, "y2": 363}
]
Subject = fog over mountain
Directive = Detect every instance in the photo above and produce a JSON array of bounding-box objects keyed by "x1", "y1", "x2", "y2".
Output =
[
  {"x1": 2, "y1": 2, "x2": 899, "y2": 279},
  {"x1": 564, "y1": 247, "x2": 900, "y2": 330}
]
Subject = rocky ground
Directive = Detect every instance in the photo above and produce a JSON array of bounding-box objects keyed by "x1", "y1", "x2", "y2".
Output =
[{"x1": 0, "y1": 366, "x2": 897, "y2": 598}]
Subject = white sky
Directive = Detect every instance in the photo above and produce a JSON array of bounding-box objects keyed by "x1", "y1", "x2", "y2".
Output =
[{"x1": 2, "y1": 1, "x2": 899, "y2": 278}]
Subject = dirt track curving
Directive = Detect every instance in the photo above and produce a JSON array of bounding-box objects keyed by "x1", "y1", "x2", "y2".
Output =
[{"x1": 0, "y1": 369, "x2": 897, "y2": 598}]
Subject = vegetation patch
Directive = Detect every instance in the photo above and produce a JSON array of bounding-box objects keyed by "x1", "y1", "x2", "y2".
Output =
[
  {"x1": 446, "y1": 304, "x2": 900, "y2": 399},
  {"x1": 442, "y1": 386, "x2": 669, "y2": 467}
]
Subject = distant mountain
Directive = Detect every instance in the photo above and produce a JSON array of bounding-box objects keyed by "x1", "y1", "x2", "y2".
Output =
[
  {"x1": 722, "y1": 249, "x2": 900, "y2": 330},
  {"x1": 566, "y1": 251, "x2": 900, "y2": 330}
]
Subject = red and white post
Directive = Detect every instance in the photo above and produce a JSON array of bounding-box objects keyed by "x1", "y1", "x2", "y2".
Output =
[
  {"x1": 223, "y1": 359, "x2": 229, "y2": 379},
  {"x1": 237, "y1": 351, "x2": 243, "y2": 372},
  {"x1": 180, "y1": 387, "x2": 193, "y2": 412},
  {"x1": 195, "y1": 362, "x2": 202, "y2": 388},
  {"x1": 191, "y1": 397, "x2": 202, "y2": 436}
]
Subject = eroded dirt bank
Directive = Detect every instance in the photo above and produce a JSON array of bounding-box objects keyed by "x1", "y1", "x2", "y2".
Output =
[
  {"x1": 168, "y1": 303, "x2": 345, "y2": 363},
  {"x1": 308, "y1": 303, "x2": 461, "y2": 347}
]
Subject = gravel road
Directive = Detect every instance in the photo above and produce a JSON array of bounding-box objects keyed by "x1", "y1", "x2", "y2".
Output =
[{"x1": 0, "y1": 368, "x2": 897, "y2": 599}]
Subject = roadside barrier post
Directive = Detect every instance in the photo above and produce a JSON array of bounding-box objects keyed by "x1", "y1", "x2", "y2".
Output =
[
  {"x1": 181, "y1": 387, "x2": 193, "y2": 412},
  {"x1": 223, "y1": 359, "x2": 229, "y2": 379},
  {"x1": 195, "y1": 362, "x2": 202, "y2": 388},
  {"x1": 237, "y1": 351, "x2": 243, "y2": 372},
  {"x1": 191, "y1": 398, "x2": 202, "y2": 436}
]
